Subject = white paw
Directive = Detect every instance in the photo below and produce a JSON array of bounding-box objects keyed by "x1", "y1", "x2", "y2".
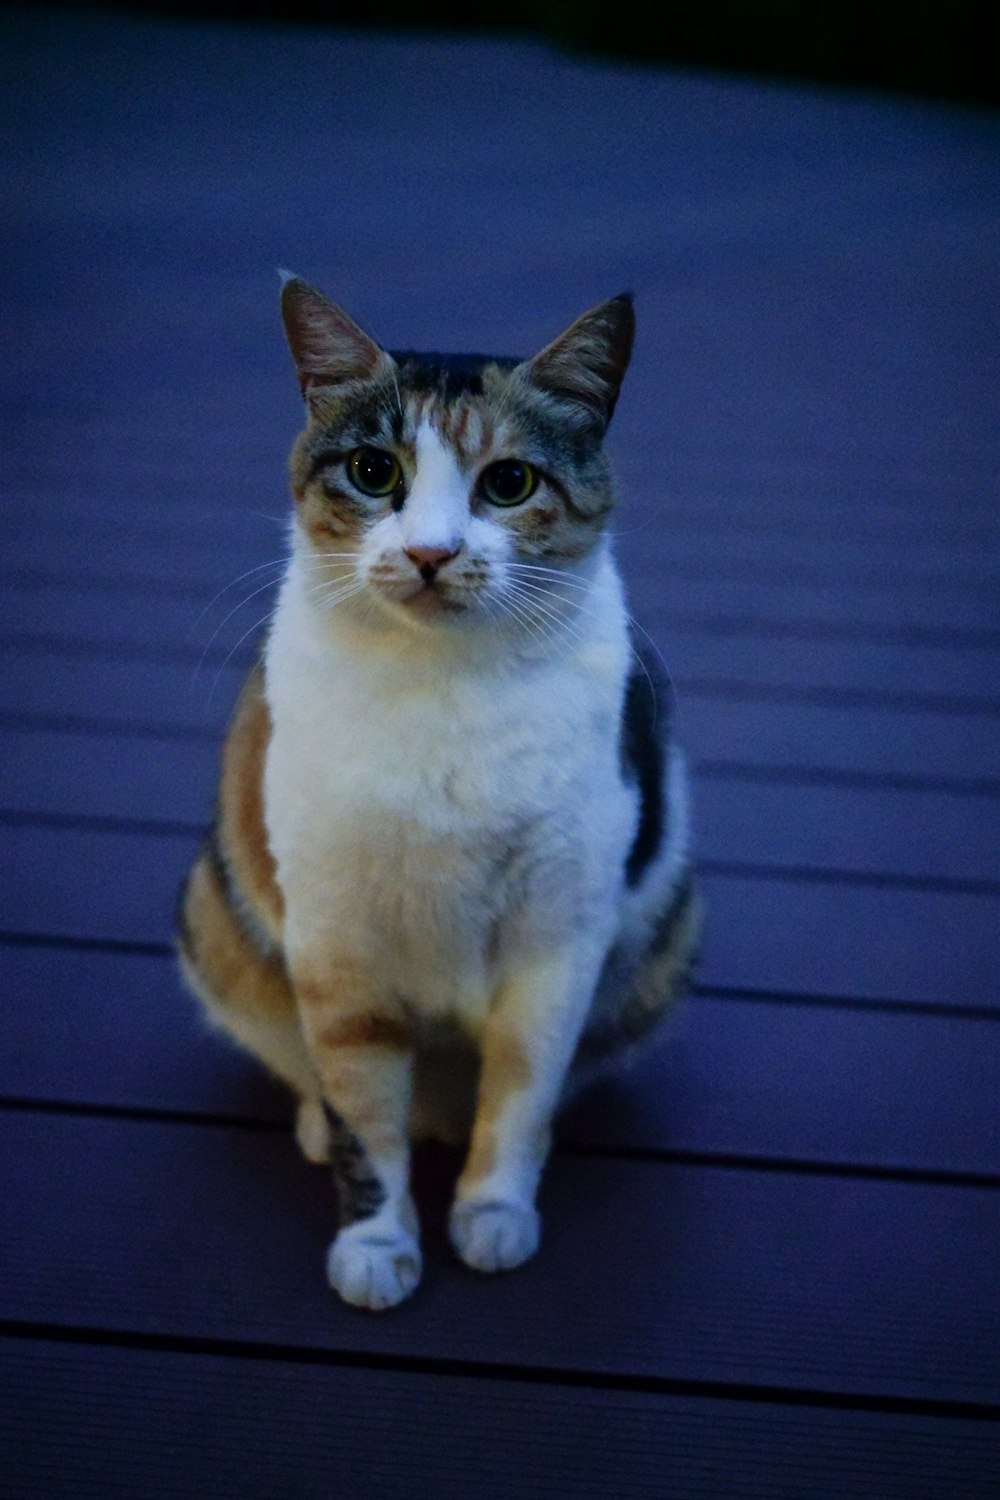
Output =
[
  {"x1": 326, "y1": 1225, "x2": 422, "y2": 1311},
  {"x1": 295, "y1": 1098, "x2": 331, "y2": 1165},
  {"x1": 449, "y1": 1199, "x2": 540, "y2": 1273}
]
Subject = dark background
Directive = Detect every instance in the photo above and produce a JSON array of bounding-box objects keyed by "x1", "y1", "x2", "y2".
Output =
[{"x1": 69, "y1": 0, "x2": 998, "y2": 105}]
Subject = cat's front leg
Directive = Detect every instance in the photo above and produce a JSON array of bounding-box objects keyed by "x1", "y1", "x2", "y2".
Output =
[
  {"x1": 293, "y1": 958, "x2": 420, "y2": 1311},
  {"x1": 450, "y1": 942, "x2": 605, "y2": 1274}
]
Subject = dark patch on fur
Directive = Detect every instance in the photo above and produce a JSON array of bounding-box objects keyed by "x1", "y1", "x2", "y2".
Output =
[
  {"x1": 648, "y1": 866, "x2": 698, "y2": 959},
  {"x1": 619, "y1": 636, "x2": 671, "y2": 888},
  {"x1": 574, "y1": 870, "x2": 696, "y2": 1067},
  {"x1": 517, "y1": 401, "x2": 603, "y2": 469},
  {"x1": 392, "y1": 349, "x2": 519, "y2": 402},
  {"x1": 323, "y1": 1104, "x2": 388, "y2": 1227},
  {"x1": 204, "y1": 822, "x2": 282, "y2": 961},
  {"x1": 299, "y1": 381, "x2": 402, "y2": 482},
  {"x1": 302, "y1": 446, "x2": 350, "y2": 487}
]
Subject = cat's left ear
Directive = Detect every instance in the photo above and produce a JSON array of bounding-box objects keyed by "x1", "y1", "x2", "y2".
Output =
[
  {"x1": 280, "y1": 275, "x2": 394, "y2": 400},
  {"x1": 522, "y1": 294, "x2": 635, "y2": 432}
]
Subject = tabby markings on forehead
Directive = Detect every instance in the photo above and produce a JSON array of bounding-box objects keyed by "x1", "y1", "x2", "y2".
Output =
[{"x1": 391, "y1": 350, "x2": 521, "y2": 405}]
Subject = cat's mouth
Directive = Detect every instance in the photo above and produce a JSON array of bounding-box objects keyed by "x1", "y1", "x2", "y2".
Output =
[
  {"x1": 367, "y1": 573, "x2": 475, "y2": 618},
  {"x1": 403, "y1": 581, "x2": 471, "y2": 615}
]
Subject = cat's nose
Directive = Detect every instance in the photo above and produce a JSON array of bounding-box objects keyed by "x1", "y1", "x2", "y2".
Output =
[{"x1": 405, "y1": 544, "x2": 459, "y2": 579}]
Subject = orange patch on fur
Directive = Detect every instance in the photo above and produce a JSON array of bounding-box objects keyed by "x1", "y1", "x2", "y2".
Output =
[
  {"x1": 178, "y1": 848, "x2": 293, "y2": 1026},
  {"x1": 461, "y1": 1030, "x2": 532, "y2": 1185},
  {"x1": 218, "y1": 664, "x2": 284, "y2": 943},
  {"x1": 317, "y1": 1014, "x2": 411, "y2": 1052}
]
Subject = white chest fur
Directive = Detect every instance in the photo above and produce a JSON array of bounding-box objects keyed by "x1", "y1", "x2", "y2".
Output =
[{"x1": 263, "y1": 550, "x2": 636, "y2": 1022}]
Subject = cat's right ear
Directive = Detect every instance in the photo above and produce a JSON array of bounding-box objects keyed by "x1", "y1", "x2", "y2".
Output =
[
  {"x1": 280, "y1": 276, "x2": 392, "y2": 401},
  {"x1": 522, "y1": 293, "x2": 635, "y2": 433}
]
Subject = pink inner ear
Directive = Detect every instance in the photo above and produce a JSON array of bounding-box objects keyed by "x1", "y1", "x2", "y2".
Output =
[
  {"x1": 282, "y1": 280, "x2": 386, "y2": 394},
  {"x1": 526, "y1": 296, "x2": 634, "y2": 425}
]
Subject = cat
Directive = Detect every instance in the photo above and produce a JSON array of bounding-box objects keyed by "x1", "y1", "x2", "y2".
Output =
[{"x1": 177, "y1": 276, "x2": 700, "y2": 1311}]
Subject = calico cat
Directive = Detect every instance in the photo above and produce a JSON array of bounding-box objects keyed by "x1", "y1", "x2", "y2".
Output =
[{"x1": 177, "y1": 277, "x2": 700, "y2": 1310}]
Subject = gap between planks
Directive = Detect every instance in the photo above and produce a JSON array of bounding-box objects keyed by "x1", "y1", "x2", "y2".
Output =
[
  {"x1": 0, "y1": 1095, "x2": 996, "y2": 1192},
  {"x1": 1, "y1": 807, "x2": 996, "y2": 897},
  {"x1": 2, "y1": 1320, "x2": 998, "y2": 1424},
  {"x1": 1, "y1": 929, "x2": 996, "y2": 1023}
]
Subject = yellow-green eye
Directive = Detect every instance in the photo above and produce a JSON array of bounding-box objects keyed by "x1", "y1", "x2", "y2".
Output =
[
  {"x1": 348, "y1": 447, "x2": 401, "y2": 498},
  {"x1": 480, "y1": 459, "x2": 538, "y2": 507}
]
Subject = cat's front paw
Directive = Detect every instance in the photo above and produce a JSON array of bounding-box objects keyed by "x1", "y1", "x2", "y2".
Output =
[
  {"x1": 449, "y1": 1198, "x2": 540, "y2": 1274},
  {"x1": 326, "y1": 1224, "x2": 422, "y2": 1311}
]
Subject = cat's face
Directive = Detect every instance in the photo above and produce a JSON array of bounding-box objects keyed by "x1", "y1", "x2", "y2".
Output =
[{"x1": 281, "y1": 279, "x2": 634, "y2": 632}]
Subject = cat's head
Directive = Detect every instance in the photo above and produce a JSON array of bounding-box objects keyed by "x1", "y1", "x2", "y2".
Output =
[{"x1": 280, "y1": 277, "x2": 634, "y2": 633}]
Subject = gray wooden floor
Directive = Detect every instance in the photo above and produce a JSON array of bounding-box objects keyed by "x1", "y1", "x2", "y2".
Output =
[{"x1": 1, "y1": 8, "x2": 998, "y2": 1495}]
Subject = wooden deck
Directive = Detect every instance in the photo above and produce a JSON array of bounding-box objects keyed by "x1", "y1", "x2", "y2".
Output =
[{"x1": 2, "y1": 8, "x2": 998, "y2": 1495}]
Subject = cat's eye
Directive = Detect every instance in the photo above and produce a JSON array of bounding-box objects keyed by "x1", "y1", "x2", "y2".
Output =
[
  {"x1": 479, "y1": 460, "x2": 538, "y2": 507},
  {"x1": 348, "y1": 447, "x2": 402, "y2": 498}
]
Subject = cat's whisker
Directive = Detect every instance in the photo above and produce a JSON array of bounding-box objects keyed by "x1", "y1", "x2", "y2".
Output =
[
  {"x1": 315, "y1": 580, "x2": 370, "y2": 615},
  {"x1": 506, "y1": 561, "x2": 589, "y2": 578},
  {"x1": 387, "y1": 362, "x2": 404, "y2": 423},
  {"x1": 205, "y1": 605, "x2": 281, "y2": 704},
  {"x1": 510, "y1": 578, "x2": 640, "y2": 665},
  {"x1": 506, "y1": 564, "x2": 596, "y2": 594},
  {"x1": 190, "y1": 550, "x2": 367, "y2": 636},
  {"x1": 506, "y1": 576, "x2": 607, "y2": 625},
  {"x1": 517, "y1": 576, "x2": 671, "y2": 730},
  {"x1": 300, "y1": 561, "x2": 359, "y2": 593},
  {"x1": 193, "y1": 557, "x2": 361, "y2": 680},
  {"x1": 605, "y1": 513, "x2": 657, "y2": 540},
  {"x1": 187, "y1": 557, "x2": 292, "y2": 639},
  {"x1": 512, "y1": 571, "x2": 673, "y2": 718},
  {"x1": 250, "y1": 510, "x2": 293, "y2": 529},
  {"x1": 300, "y1": 551, "x2": 366, "y2": 569},
  {"x1": 506, "y1": 580, "x2": 597, "y2": 643},
  {"x1": 192, "y1": 572, "x2": 290, "y2": 681},
  {"x1": 623, "y1": 612, "x2": 675, "y2": 728},
  {"x1": 490, "y1": 589, "x2": 557, "y2": 654},
  {"x1": 504, "y1": 586, "x2": 583, "y2": 657}
]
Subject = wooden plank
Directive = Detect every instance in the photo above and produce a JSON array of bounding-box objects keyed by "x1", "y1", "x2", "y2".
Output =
[
  {"x1": 6, "y1": 520, "x2": 998, "y2": 594},
  {"x1": 695, "y1": 779, "x2": 1000, "y2": 886},
  {"x1": 4, "y1": 3, "x2": 999, "y2": 1483},
  {"x1": 1, "y1": 1111, "x2": 997, "y2": 1403},
  {"x1": 2, "y1": 1337, "x2": 996, "y2": 1500},
  {"x1": 8, "y1": 487, "x2": 1000, "y2": 580},
  {"x1": 0, "y1": 729, "x2": 995, "y2": 888},
  {"x1": 3, "y1": 725, "x2": 999, "y2": 886},
  {"x1": 682, "y1": 697, "x2": 1000, "y2": 786},
  {"x1": 4, "y1": 648, "x2": 999, "y2": 782},
  {"x1": 4, "y1": 583, "x2": 1000, "y2": 700},
  {"x1": 665, "y1": 632, "x2": 1000, "y2": 703},
  {"x1": 13, "y1": 473, "x2": 1000, "y2": 544},
  {"x1": 0, "y1": 652, "x2": 243, "y2": 736},
  {"x1": 2, "y1": 824, "x2": 996, "y2": 1007},
  {"x1": 5, "y1": 559, "x2": 998, "y2": 635},
  {"x1": 561, "y1": 996, "x2": 1000, "y2": 1176},
  {"x1": 2, "y1": 944, "x2": 997, "y2": 1177},
  {"x1": 0, "y1": 727, "x2": 218, "y2": 827},
  {"x1": 699, "y1": 872, "x2": 1000, "y2": 1007},
  {"x1": 0, "y1": 582, "x2": 242, "y2": 654}
]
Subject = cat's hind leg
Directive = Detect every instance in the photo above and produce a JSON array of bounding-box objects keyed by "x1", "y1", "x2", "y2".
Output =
[
  {"x1": 569, "y1": 870, "x2": 702, "y2": 1093},
  {"x1": 177, "y1": 846, "x2": 330, "y2": 1163}
]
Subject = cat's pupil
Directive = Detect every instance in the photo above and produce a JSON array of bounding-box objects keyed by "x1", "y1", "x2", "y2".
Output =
[
  {"x1": 350, "y1": 447, "x2": 399, "y2": 496},
  {"x1": 483, "y1": 460, "x2": 535, "y2": 505}
]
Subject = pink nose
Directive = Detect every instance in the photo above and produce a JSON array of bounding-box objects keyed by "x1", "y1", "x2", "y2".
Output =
[{"x1": 405, "y1": 545, "x2": 459, "y2": 577}]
